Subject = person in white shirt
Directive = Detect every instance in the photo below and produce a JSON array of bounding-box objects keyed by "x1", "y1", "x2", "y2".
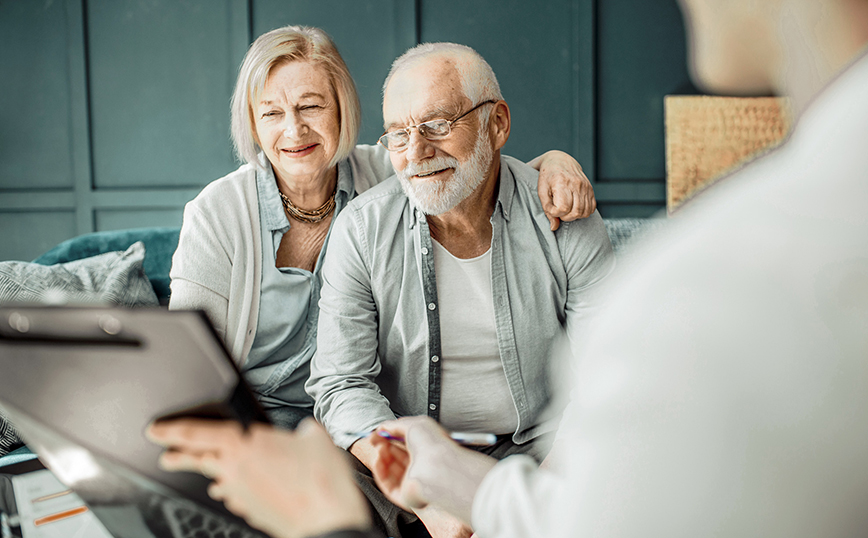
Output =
[
  {"x1": 148, "y1": 1, "x2": 868, "y2": 537},
  {"x1": 369, "y1": 1, "x2": 868, "y2": 537}
]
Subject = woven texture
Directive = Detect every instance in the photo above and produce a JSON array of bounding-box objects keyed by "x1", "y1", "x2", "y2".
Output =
[
  {"x1": 1, "y1": 241, "x2": 158, "y2": 307},
  {"x1": 665, "y1": 96, "x2": 791, "y2": 212},
  {"x1": 0, "y1": 406, "x2": 22, "y2": 456}
]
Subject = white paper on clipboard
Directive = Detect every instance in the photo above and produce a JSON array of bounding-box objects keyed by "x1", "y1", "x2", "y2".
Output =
[{"x1": 11, "y1": 470, "x2": 112, "y2": 538}]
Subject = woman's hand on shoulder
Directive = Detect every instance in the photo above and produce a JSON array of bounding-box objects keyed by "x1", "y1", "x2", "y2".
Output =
[{"x1": 529, "y1": 150, "x2": 597, "y2": 231}]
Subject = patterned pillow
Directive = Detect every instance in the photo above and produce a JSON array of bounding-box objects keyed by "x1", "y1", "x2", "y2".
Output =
[
  {"x1": 0, "y1": 241, "x2": 158, "y2": 307},
  {"x1": 0, "y1": 241, "x2": 158, "y2": 456},
  {"x1": 0, "y1": 407, "x2": 22, "y2": 456}
]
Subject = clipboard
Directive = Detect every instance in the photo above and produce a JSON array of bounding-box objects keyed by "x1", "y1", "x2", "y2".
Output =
[{"x1": 0, "y1": 306, "x2": 271, "y2": 538}]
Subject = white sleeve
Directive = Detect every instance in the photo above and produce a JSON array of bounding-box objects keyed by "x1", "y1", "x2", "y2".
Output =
[
  {"x1": 348, "y1": 144, "x2": 394, "y2": 194},
  {"x1": 472, "y1": 456, "x2": 572, "y2": 538}
]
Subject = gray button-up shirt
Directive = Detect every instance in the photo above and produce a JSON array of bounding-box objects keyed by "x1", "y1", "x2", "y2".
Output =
[{"x1": 306, "y1": 156, "x2": 615, "y2": 449}]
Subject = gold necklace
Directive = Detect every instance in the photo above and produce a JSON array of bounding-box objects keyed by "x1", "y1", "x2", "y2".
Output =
[{"x1": 278, "y1": 188, "x2": 336, "y2": 223}]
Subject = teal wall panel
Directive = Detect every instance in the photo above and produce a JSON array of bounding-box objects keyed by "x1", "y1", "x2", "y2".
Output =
[
  {"x1": 597, "y1": 0, "x2": 697, "y2": 181},
  {"x1": 420, "y1": 0, "x2": 592, "y2": 165},
  {"x1": 0, "y1": 0, "x2": 75, "y2": 190},
  {"x1": 1, "y1": 0, "x2": 694, "y2": 262},
  {"x1": 252, "y1": 0, "x2": 416, "y2": 146},
  {"x1": 95, "y1": 208, "x2": 183, "y2": 231},
  {"x1": 594, "y1": 204, "x2": 665, "y2": 218},
  {"x1": 87, "y1": 0, "x2": 240, "y2": 188},
  {"x1": 0, "y1": 211, "x2": 77, "y2": 262}
]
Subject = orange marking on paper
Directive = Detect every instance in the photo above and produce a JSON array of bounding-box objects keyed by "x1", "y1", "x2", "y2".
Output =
[
  {"x1": 33, "y1": 506, "x2": 89, "y2": 526},
  {"x1": 32, "y1": 489, "x2": 73, "y2": 503}
]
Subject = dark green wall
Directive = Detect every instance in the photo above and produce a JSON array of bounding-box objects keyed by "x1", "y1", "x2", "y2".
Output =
[{"x1": 0, "y1": 0, "x2": 696, "y2": 261}]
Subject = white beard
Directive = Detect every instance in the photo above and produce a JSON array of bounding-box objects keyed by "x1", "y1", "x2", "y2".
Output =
[{"x1": 397, "y1": 129, "x2": 494, "y2": 216}]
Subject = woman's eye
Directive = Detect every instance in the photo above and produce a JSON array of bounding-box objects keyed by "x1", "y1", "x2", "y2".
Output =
[
  {"x1": 300, "y1": 105, "x2": 321, "y2": 111},
  {"x1": 262, "y1": 110, "x2": 282, "y2": 118}
]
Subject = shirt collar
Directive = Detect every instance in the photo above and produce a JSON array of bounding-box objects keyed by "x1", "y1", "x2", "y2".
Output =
[
  {"x1": 255, "y1": 153, "x2": 353, "y2": 232},
  {"x1": 493, "y1": 156, "x2": 515, "y2": 222}
]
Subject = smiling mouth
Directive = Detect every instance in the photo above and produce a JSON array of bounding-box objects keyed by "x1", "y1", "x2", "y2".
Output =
[
  {"x1": 282, "y1": 144, "x2": 317, "y2": 154},
  {"x1": 415, "y1": 168, "x2": 450, "y2": 179}
]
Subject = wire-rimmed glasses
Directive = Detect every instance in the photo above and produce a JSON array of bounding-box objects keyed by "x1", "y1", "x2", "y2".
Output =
[{"x1": 377, "y1": 99, "x2": 497, "y2": 151}]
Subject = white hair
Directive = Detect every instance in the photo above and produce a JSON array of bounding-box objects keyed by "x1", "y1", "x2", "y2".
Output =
[{"x1": 383, "y1": 42, "x2": 503, "y2": 113}]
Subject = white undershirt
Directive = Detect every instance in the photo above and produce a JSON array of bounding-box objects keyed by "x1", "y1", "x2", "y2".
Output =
[{"x1": 432, "y1": 239, "x2": 518, "y2": 434}]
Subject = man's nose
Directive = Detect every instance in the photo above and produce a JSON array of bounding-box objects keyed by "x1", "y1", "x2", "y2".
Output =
[
  {"x1": 283, "y1": 112, "x2": 308, "y2": 139},
  {"x1": 404, "y1": 129, "x2": 435, "y2": 162}
]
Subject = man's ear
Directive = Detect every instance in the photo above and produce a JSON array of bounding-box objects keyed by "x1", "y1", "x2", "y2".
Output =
[{"x1": 490, "y1": 100, "x2": 510, "y2": 150}]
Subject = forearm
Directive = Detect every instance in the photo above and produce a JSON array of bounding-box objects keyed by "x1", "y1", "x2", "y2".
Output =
[
  {"x1": 307, "y1": 370, "x2": 397, "y2": 449},
  {"x1": 348, "y1": 435, "x2": 380, "y2": 470}
]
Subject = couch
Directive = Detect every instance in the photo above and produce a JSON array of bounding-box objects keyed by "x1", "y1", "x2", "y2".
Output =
[{"x1": 0, "y1": 217, "x2": 666, "y2": 467}]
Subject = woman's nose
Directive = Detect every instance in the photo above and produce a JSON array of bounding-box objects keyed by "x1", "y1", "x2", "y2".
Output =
[{"x1": 283, "y1": 113, "x2": 307, "y2": 139}]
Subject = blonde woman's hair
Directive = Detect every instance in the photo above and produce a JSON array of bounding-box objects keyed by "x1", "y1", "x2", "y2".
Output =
[{"x1": 231, "y1": 25, "x2": 360, "y2": 168}]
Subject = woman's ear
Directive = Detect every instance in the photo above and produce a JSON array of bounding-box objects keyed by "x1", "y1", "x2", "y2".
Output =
[{"x1": 490, "y1": 100, "x2": 511, "y2": 150}]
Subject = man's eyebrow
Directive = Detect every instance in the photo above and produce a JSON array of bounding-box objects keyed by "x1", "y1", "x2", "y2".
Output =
[{"x1": 383, "y1": 105, "x2": 461, "y2": 131}]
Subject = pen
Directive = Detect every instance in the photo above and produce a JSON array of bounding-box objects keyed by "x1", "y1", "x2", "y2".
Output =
[{"x1": 354, "y1": 430, "x2": 498, "y2": 447}]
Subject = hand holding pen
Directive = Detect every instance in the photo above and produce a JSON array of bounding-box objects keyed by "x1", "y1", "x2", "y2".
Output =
[{"x1": 367, "y1": 416, "x2": 500, "y2": 522}]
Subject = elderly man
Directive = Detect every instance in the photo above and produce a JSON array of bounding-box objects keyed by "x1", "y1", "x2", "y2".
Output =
[{"x1": 304, "y1": 43, "x2": 614, "y2": 537}]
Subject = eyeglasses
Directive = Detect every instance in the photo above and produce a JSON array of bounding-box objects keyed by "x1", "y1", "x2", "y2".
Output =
[{"x1": 377, "y1": 99, "x2": 497, "y2": 151}]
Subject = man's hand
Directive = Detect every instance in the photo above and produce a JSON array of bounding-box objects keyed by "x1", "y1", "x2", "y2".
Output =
[
  {"x1": 147, "y1": 418, "x2": 371, "y2": 538},
  {"x1": 529, "y1": 150, "x2": 597, "y2": 231},
  {"x1": 369, "y1": 417, "x2": 497, "y2": 526}
]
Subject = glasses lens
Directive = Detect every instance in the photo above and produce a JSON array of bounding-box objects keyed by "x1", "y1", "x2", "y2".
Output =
[
  {"x1": 379, "y1": 132, "x2": 408, "y2": 151},
  {"x1": 419, "y1": 120, "x2": 451, "y2": 139}
]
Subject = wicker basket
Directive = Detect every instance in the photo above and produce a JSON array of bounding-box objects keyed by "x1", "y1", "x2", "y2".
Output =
[{"x1": 665, "y1": 96, "x2": 791, "y2": 213}]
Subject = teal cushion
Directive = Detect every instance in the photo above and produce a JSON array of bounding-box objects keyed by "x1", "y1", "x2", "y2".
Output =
[
  {"x1": 33, "y1": 227, "x2": 180, "y2": 302},
  {"x1": 0, "y1": 445, "x2": 37, "y2": 467}
]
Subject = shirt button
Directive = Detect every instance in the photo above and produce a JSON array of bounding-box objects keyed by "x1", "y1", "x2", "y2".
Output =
[
  {"x1": 428, "y1": 303, "x2": 436, "y2": 311},
  {"x1": 431, "y1": 355, "x2": 439, "y2": 362},
  {"x1": 429, "y1": 403, "x2": 437, "y2": 410},
  {"x1": 421, "y1": 247, "x2": 429, "y2": 255}
]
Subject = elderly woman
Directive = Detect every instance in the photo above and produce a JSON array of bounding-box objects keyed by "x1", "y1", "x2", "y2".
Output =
[{"x1": 169, "y1": 25, "x2": 596, "y2": 430}]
